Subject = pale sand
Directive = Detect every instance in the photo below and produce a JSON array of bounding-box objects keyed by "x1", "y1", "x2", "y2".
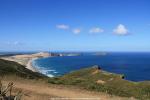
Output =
[
  {"x1": 1, "y1": 57, "x2": 39, "y2": 72},
  {"x1": 26, "y1": 58, "x2": 39, "y2": 72},
  {"x1": 0, "y1": 52, "x2": 51, "y2": 72}
]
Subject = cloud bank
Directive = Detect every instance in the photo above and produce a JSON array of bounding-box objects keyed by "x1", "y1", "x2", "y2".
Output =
[{"x1": 56, "y1": 24, "x2": 130, "y2": 36}]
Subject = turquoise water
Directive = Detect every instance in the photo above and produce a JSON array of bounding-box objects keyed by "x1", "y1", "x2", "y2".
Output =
[{"x1": 33, "y1": 52, "x2": 150, "y2": 81}]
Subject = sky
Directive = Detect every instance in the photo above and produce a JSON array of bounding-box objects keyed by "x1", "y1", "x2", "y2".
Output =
[{"x1": 0, "y1": 0, "x2": 150, "y2": 52}]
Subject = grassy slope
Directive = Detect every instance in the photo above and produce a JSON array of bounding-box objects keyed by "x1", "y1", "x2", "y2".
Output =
[
  {"x1": 48, "y1": 66, "x2": 150, "y2": 99},
  {"x1": 0, "y1": 59, "x2": 124, "y2": 99},
  {"x1": 1, "y1": 58, "x2": 150, "y2": 99},
  {"x1": 0, "y1": 59, "x2": 46, "y2": 79}
]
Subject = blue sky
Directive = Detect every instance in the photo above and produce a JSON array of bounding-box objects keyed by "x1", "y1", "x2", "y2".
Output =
[{"x1": 0, "y1": 0, "x2": 150, "y2": 52}]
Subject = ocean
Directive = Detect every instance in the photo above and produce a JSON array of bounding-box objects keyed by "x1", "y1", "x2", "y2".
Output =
[{"x1": 32, "y1": 52, "x2": 150, "y2": 82}]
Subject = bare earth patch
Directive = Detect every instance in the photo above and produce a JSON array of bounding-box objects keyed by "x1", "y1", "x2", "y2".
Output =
[{"x1": 96, "y1": 80, "x2": 106, "y2": 84}]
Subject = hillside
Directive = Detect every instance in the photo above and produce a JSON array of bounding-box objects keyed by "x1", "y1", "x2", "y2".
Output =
[
  {"x1": 0, "y1": 59, "x2": 127, "y2": 100},
  {"x1": 0, "y1": 59, "x2": 45, "y2": 79},
  {"x1": 48, "y1": 66, "x2": 150, "y2": 99},
  {"x1": 1, "y1": 59, "x2": 150, "y2": 99}
]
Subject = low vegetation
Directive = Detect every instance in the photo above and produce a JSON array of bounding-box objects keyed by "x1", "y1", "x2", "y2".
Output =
[
  {"x1": 48, "y1": 65, "x2": 150, "y2": 99},
  {"x1": 0, "y1": 59, "x2": 46, "y2": 79}
]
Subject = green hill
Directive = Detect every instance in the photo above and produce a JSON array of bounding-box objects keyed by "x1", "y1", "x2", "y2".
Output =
[
  {"x1": 48, "y1": 65, "x2": 150, "y2": 99},
  {"x1": 0, "y1": 59, "x2": 45, "y2": 79}
]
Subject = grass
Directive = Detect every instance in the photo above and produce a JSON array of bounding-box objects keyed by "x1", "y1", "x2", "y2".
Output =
[
  {"x1": 0, "y1": 80, "x2": 23, "y2": 100},
  {"x1": 0, "y1": 59, "x2": 46, "y2": 79},
  {"x1": 48, "y1": 65, "x2": 150, "y2": 99}
]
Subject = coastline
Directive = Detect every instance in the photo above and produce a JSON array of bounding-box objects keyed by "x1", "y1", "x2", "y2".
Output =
[
  {"x1": 26, "y1": 58, "x2": 39, "y2": 72},
  {"x1": 0, "y1": 52, "x2": 51, "y2": 73}
]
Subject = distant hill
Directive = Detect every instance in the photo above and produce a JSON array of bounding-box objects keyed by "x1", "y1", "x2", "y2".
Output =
[{"x1": 0, "y1": 59, "x2": 46, "y2": 79}]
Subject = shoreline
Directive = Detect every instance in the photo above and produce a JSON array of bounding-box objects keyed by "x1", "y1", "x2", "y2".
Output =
[
  {"x1": 1, "y1": 56, "x2": 41, "y2": 72},
  {"x1": 0, "y1": 52, "x2": 51, "y2": 73},
  {"x1": 26, "y1": 57, "x2": 39, "y2": 72}
]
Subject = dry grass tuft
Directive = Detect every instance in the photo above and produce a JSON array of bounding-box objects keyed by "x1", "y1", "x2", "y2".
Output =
[{"x1": 0, "y1": 79, "x2": 23, "y2": 100}]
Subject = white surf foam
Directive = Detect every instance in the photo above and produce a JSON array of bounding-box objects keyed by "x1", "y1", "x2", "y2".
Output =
[{"x1": 32, "y1": 60, "x2": 57, "y2": 77}]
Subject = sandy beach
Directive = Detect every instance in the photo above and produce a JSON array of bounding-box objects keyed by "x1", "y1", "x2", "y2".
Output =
[
  {"x1": 1, "y1": 52, "x2": 51, "y2": 72},
  {"x1": 26, "y1": 58, "x2": 39, "y2": 72}
]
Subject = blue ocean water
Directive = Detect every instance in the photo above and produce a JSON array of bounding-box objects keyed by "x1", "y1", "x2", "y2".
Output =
[{"x1": 33, "y1": 52, "x2": 150, "y2": 81}]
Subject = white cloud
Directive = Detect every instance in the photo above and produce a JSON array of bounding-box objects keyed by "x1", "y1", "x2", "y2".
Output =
[
  {"x1": 6, "y1": 41, "x2": 22, "y2": 46},
  {"x1": 89, "y1": 27, "x2": 104, "y2": 34},
  {"x1": 72, "y1": 29, "x2": 81, "y2": 35},
  {"x1": 113, "y1": 24, "x2": 129, "y2": 35},
  {"x1": 56, "y1": 24, "x2": 69, "y2": 30}
]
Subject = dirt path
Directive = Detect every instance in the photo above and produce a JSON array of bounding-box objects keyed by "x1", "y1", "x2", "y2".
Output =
[{"x1": 3, "y1": 79, "x2": 131, "y2": 100}]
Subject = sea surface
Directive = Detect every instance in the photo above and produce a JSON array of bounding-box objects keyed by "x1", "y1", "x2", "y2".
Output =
[{"x1": 32, "y1": 52, "x2": 150, "y2": 81}]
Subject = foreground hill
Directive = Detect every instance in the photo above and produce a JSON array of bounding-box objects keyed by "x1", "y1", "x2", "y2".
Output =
[
  {"x1": 3, "y1": 77, "x2": 127, "y2": 100},
  {"x1": 1, "y1": 58, "x2": 150, "y2": 99},
  {"x1": 0, "y1": 59, "x2": 127, "y2": 100}
]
